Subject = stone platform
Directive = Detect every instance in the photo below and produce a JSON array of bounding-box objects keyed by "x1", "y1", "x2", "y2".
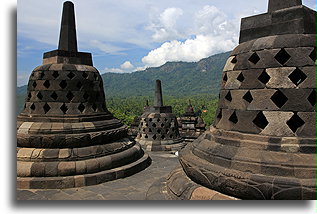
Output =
[{"x1": 16, "y1": 152, "x2": 180, "y2": 200}]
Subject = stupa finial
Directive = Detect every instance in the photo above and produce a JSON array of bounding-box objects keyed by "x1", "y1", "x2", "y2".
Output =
[
  {"x1": 154, "y1": 80, "x2": 163, "y2": 107},
  {"x1": 268, "y1": 0, "x2": 302, "y2": 12},
  {"x1": 58, "y1": 1, "x2": 78, "y2": 52}
]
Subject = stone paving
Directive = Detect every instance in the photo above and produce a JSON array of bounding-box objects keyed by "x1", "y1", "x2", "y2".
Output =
[{"x1": 16, "y1": 152, "x2": 180, "y2": 200}]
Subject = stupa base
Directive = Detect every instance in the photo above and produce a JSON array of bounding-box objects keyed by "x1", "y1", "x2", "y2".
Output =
[
  {"x1": 17, "y1": 140, "x2": 151, "y2": 189},
  {"x1": 136, "y1": 138, "x2": 186, "y2": 152},
  {"x1": 146, "y1": 167, "x2": 238, "y2": 200}
]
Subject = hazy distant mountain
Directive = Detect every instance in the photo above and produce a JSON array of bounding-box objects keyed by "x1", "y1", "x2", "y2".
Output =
[{"x1": 101, "y1": 51, "x2": 230, "y2": 97}]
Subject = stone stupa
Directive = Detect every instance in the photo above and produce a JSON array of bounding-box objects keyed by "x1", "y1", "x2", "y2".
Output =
[
  {"x1": 147, "y1": 0, "x2": 316, "y2": 200},
  {"x1": 177, "y1": 100, "x2": 206, "y2": 143},
  {"x1": 17, "y1": 1, "x2": 150, "y2": 189},
  {"x1": 135, "y1": 80, "x2": 185, "y2": 151}
]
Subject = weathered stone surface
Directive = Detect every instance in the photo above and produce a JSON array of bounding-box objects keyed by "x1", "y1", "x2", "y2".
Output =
[
  {"x1": 17, "y1": 1, "x2": 150, "y2": 190},
  {"x1": 135, "y1": 80, "x2": 185, "y2": 151},
  {"x1": 150, "y1": 0, "x2": 316, "y2": 200}
]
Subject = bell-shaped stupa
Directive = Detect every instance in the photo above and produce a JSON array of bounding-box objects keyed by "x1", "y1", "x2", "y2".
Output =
[
  {"x1": 17, "y1": 1, "x2": 150, "y2": 189},
  {"x1": 135, "y1": 80, "x2": 185, "y2": 151},
  {"x1": 147, "y1": 0, "x2": 316, "y2": 200}
]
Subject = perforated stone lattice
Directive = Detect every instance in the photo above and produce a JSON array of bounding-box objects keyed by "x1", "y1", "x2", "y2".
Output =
[
  {"x1": 216, "y1": 37, "x2": 316, "y2": 137},
  {"x1": 23, "y1": 66, "x2": 107, "y2": 115},
  {"x1": 137, "y1": 116, "x2": 180, "y2": 141}
]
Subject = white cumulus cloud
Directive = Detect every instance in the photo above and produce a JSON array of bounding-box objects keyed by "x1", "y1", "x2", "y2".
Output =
[
  {"x1": 142, "y1": 5, "x2": 239, "y2": 68},
  {"x1": 120, "y1": 61, "x2": 134, "y2": 70},
  {"x1": 147, "y1": 7, "x2": 185, "y2": 42}
]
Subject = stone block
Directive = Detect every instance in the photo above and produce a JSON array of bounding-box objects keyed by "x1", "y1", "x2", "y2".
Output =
[
  {"x1": 239, "y1": 69, "x2": 266, "y2": 89},
  {"x1": 247, "y1": 89, "x2": 279, "y2": 111},
  {"x1": 266, "y1": 67, "x2": 296, "y2": 88},
  {"x1": 31, "y1": 162, "x2": 46, "y2": 177},
  {"x1": 58, "y1": 161, "x2": 76, "y2": 176},
  {"x1": 261, "y1": 111, "x2": 294, "y2": 136},
  {"x1": 58, "y1": 148, "x2": 71, "y2": 159},
  {"x1": 44, "y1": 162, "x2": 59, "y2": 176},
  {"x1": 17, "y1": 161, "x2": 33, "y2": 177},
  {"x1": 75, "y1": 160, "x2": 87, "y2": 174},
  {"x1": 85, "y1": 159, "x2": 100, "y2": 173},
  {"x1": 74, "y1": 175, "x2": 85, "y2": 187}
]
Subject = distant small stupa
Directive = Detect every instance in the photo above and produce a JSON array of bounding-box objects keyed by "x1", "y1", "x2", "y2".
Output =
[
  {"x1": 17, "y1": 1, "x2": 150, "y2": 189},
  {"x1": 177, "y1": 100, "x2": 206, "y2": 143},
  {"x1": 135, "y1": 80, "x2": 185, "y2": 151}
]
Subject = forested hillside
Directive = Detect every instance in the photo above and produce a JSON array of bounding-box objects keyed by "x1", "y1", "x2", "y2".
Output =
[{"x1": 102, "y1": 51, "x2": 229, "y2": 97}]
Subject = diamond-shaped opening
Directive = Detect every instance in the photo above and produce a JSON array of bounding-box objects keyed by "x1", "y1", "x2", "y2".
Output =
[
  {"x1": 161, "y1": 123, "x2": 165, "y2": 127},
  {"x1": 152, "y1": 123, "x2": 157, "y2": 127},
  {"x1": 78, "y1": 103, "x2": 85, "y2": 113},
  {"x1": 288, "y1": 68, "x2": 307, "y2": 86},
  {"x1": 66, "y1": 91, "x2": 74, "y2": 101},
  {"x1": 152, "y1": 135, "x2": 157, "y2": 140},
  {"x1": 169, "y1": 134, "x2": 173, "y2": 138},
  {"x1": 52, "y1": 71, "x2": 59, "y2": 79},
  {"x1": 157, "y1": 129, "x2": 161, "y2": 134},
  {"x1": 149, "y1": 118, "x2": 153, "y2": 122},
  {"x1": 225, "y1": 91, "x2": 232, "y2": 102},
  {"x1": 37, "y1": 92, "x2": 43, "y2": 100},
  {"x1": 271, "y1": 90, "x2": 288, "y2": 108},
  {"x1": 24, "y1": 104, "x2": 26, "y2": 109},
  {"x1": 228, "y1": 111, "x2": 238, "y2": 124},
  {"x1": 286, "y1": 113, "x2": 305, "y2": 133},
  {"x1": 43, "y1": 80, "x2": 50, "y2": 89},
  {"x1": 83, "y1": 92, "x2": 89, "y2": 101},
  {"x1": 67, "y1": 72, "x2": 75, "y2": 79},
  {"x1": 157, "y1": 118, "x2": 161, "y2": 122},
  {"x1": 145, "y1": 123, "x2": 149, "y2": 127},
  {"x1": 43, "y1": 103, "x2": 51, "y2": 114},
  {"x1": 307, "y1": 89, "x2": 316, "y2": 107},
  {"x1": 145, "y1": 134, "x2": 148, "y2": 139},
  {"x1": 148, "y1": 128, "x2": 152, "y2": 133},
  {"x1": 164, "y1": 118, "x2": 168, "y2": 122},
  {"x1": 161, "y1": 135, "x2": 165, "y2": 140},
  {"x1": 248, "y1": 52, "x2": 260, "y2": 64},
  {"x1": 258, "y1": 70, "x2": 271, "y2": 84},
  {"x1": 253, "y1": 111, "x2": 268, "y2": 129},
  {"x1": 82, "y1": 72, "x2": 88, "y2": 79},
  {"x1": 39, "y1": 71, "x2": 45, "y2": 79},
  {"x1": 231, "y1": 56, "x2": 237, "y2": 63},
  {"x1": 50, "y1": 92, "x2": 58, "y2": 100},
  {"x1": 30, "y1": 103, "x2": 35, "y2": 110},
  {"x1": 309, "y1": 48, "x2": 316, "y2": 62},
  {"x1": 275, "y1": 48, "x2": 291, "y2": 65},
  {"x1": 60, "y1": 103, "x2": 68, "y2": 114},
  {"x1": 237, "y1": 72, "x2": 245, "y2": 82},
  {"x1": 27, "y1": 93, "x2": 32, "y2": 101},
  {"x1": 217, "y1": 109, "x2": 222, "y2": 119},
  {"x1": 243, "y1": 91, "x2": 253, "y2": 103},
  {"x1": 92, "y1": 103, "x2": 97, "y2": 112},
  {"x1": 32, "y1": 81, "x2": 37, "y2": 88},
  {"x1": 59, "y1": 80, "x2": 67, "y2": 89},
  {"x1": 76, "y1": 81, "x2": 83, "y2": 90},
  {"x1": 223, "y1": 73, "x2": 228, "y2": 82}
]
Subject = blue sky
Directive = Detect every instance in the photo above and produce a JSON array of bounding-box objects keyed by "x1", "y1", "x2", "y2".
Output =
[{"x1": 17, "y1": 0, "x2": 316, "y2": 86}]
